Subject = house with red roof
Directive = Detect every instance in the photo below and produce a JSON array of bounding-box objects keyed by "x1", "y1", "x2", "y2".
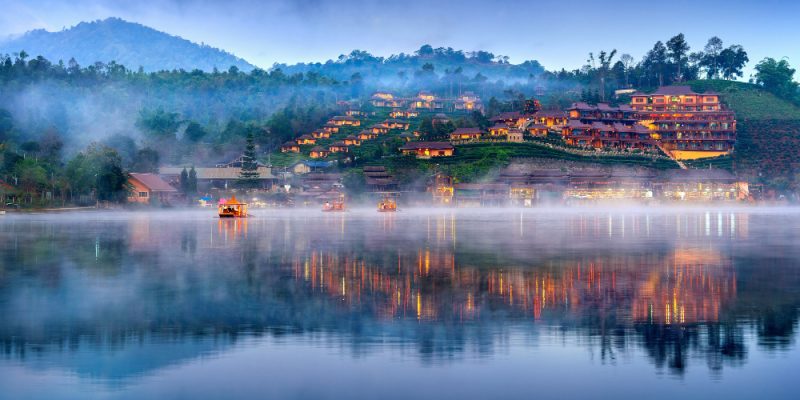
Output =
[{"x1": 128, "y1": 173, "x2": 178, "y2": 204}]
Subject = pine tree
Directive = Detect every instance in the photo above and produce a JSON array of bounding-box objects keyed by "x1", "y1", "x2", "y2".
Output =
[
  {"x1": 180, "y1": 167, "x2": 189, "y2": 194},
  {"x1": 188, "y1": 166, "x2": 198, "y2": 195},
  {"x1": 238, "y1": 133, "x2": 260, "y2": 188}
]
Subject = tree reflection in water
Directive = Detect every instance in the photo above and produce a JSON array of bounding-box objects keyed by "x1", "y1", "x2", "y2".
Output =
[{"x1": 0, "y1": 210, "x2": 798, "y2": 379}]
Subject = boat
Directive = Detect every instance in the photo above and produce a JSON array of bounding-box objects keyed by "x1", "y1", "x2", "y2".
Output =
[
  {"x1": 218, "y1": 195, "x2": 248, "y2": 218},
  {"x1": 377, "y1": 196, "x2": 397, "y2": 212},
  {"x1": 322, "y1": 197, "x2": 346, "y2": 212}
]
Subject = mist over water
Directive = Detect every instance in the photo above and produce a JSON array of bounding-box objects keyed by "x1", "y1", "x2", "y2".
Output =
[{"x1": 0, "y1": 208, "x2": 799, "y2": 399}]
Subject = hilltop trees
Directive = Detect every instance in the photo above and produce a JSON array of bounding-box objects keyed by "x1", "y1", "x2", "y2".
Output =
[
  {"x1": 666, "y1": 34, "x2": 690, "y2": 82},
  {"x1": 587, "y1": 50, "x2": 617, "y2": 101},
  {"x1": 754, "y1": 58, "x2": 799, "y2": 103},
  {"x1": 696, "y1": 37, "x2": 748, "y2": 80}
]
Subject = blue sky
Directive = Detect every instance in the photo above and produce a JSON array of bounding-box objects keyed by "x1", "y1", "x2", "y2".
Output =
[{"x1": 1, "y1": 0, "x2": 798, "y2": 78}]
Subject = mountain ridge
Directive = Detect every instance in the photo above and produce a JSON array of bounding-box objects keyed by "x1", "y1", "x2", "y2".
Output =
[{"x1": 0, "y1": 17, "x2": 255, "y2": 72}]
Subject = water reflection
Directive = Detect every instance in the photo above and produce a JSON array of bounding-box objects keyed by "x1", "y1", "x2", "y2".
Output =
[{"x1": 0, "y1": 209, "x2": 799, "y2": 388}]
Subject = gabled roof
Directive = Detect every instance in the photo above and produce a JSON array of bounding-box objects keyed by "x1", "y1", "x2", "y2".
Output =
[
  {"x1": 400, "y1": 142, "x2": 454, "y2": 151},
  {"x1": 565, "y1": 120, "x2": 592, "y2": 129},
  {"x1": 129, "y1": 173, "x2": 177, "y2": 192},
  {"x1": 310, "y1": 146, "x2": 328, "y2": 152},
  {"x1": 651, "y1": 85, "x2": 698, "y2": 96},
  {"x1": 534, "y1": 110, "x2": 567, "y2": 118},
  {"x1": 489, "y1": 111, "x2": 523, "y2": 121},
  {"x1": 451, "y1": 127, "x2": 483, "y2": 134}
]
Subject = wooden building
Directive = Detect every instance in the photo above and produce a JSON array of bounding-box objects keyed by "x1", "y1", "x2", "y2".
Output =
[
  {"x1": 630, "y1": 86, "x2": 736, "y2": 160},
  {"x1": 296, "y1": 134, "x2": 316, "y2": 145},
  {"x1": 281, "y1": 142, "x2": 300, "y2": 153},
  {"x1": 367, "y1": 124, "x2": 389, "y2": 134},
  {"x1": 384, "y1": 118, "x2": 410, "y2": 130},
  {"x1": 128, "y1": 173, "x2": 177, "y2": 204},
  {"x1": 488, "y1": 124, "x2": 509, "y2": 137},
  {"x1": 328, "y1": 115, "x2": 361, "y2": 127},
  {"x1": 328, "y1": 141, "x2": 350, "y2": 153},
  {"x1": 399, "y1": 142, "x2": 454, "y2": 159},
  {"x1": 344, "y1": 135, "x2": 361, "y2": 146},
  {"x1": 310, "y1": 146, "x2": 330, "y2": 159},
  {"x1": 370, "y1": 92, "x2": 406, "y2": 108},
  {"x1": 453, "y1": 92, "x2": 484, "y2": 113},
  {"x1": 450, "y1": 127, "x2": 483, "y2": 141},
  {"x1": 507, "y1": 128, "x2": 524, "y2": 143},
  {"x1": 311, "y1": 130, "x2": 331, "y2": 139},
  {"x1": 410, "y1": 91, "x2": 444, "y2": 110},
  {"x1": 389, "y1": 110, "x2": 419, "y2": 119}
]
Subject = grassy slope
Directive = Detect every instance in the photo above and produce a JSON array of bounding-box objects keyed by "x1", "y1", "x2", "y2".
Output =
[{"x1": 683, "y1": 80, "x2": 800, "y2": 186}]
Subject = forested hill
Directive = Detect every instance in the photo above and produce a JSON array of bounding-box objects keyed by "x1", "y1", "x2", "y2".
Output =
[
  {"x1": 274, "y1": 46, "x2": 548, "y2": 89},
  {"x1": 0, "y1": 18, "x2": 254, "y2": 73}
]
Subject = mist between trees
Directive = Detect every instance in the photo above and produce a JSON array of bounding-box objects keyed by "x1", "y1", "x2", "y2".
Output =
[{"x1": 0, "y1": 36, "x2": 797, "y2": 207}]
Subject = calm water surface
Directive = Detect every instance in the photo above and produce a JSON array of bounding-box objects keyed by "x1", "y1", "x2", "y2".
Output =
[{"x1": 0, "y1": 208, "x2": 799, "y2": 399}]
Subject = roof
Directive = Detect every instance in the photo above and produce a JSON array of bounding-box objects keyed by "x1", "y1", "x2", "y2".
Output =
[
  {"x1": 297, "y1": 134, "x2": 314, "y2": 140},
  {"x1": 159, "y1": 167, "x2": 277, "y2": 180},
  {"x1": 527, "y1": 123, "x2": 549, "y2": 129},
  {"x1": 566, "y1": 120, "x2": 592, "y2": 129},
  {"x1": 489, "y1": 111, "x2": 523, "y2": 121},
  {"x1": 129, "y1": 173, "x2": 177, "y2": 192},
  {"x1": 311, "y1": 146, "x2": 328, "y2": 152},
  {"x1": 452, "y1": 127, "x2": 483, "y2": 135},
  {"x1": 651, "y1": 86, "x2": 698, "y2": 96},
  {"x1": 534, "y1": 110, "x2": 567, "y2": 118},
  {"x1": 455, "y1": 183, "x2": 509, "y2": 191},
  {"x1": 331, "y1": 115, "x2": 358, "y2": 121},
  {"x1": 662, "y1": 169, "x2": 737, "y2": 182},
  {"x1": 400, "y1": 142, "x2": 454, "y2": 151}
]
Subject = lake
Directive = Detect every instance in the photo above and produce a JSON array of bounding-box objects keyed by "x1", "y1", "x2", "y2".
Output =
[{"x1": 0, "y1": 208, "x2": 798, "y2": 399}]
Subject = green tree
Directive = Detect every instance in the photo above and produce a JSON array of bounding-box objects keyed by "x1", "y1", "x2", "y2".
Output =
[
  {"x1": 137, "y1": 108, "x2": 181, "y2": 140},
  {"x1": 14, "y1": 158, "x2": 48, "y2": 203},
  {"x1": 180, "y1": 167, "x2": 189, "y2": 193},
  {"x1": 754, "y1": 57, "x2": 799, "y2": 102},
  {"x1": 184, "y1": 121, "x2": 207, "y2": 142},
  {"x1": 238, "y1": 132, "x2": 260, "y2": 188},
  {"x1": 132, "y1": 147, "x2": 160, "y2": 173},
  {"x1": 587, "y1": 49, "x2": 617, "y2": 101},
  {"x1": 188, "y1": 166, "x2": 198, "y2": 195},
  {"x1": 719, "y1": 45, "x2": 748, "y2": 80},
  {"x1": 666, "y1": 33, "x2": 690, "y2": 82},
  {"x1": 701, "y1": 37, "x2": 724, "y2": 79}
]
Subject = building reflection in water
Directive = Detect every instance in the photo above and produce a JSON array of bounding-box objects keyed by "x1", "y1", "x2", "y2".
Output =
[{"x1": 1, "y1": 210, "x2": 797, "y2": 379}]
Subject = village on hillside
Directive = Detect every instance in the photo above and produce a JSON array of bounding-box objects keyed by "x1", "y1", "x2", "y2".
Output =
[{"x1": 113, "y1": 84, "x2": 764, "y2": 209}]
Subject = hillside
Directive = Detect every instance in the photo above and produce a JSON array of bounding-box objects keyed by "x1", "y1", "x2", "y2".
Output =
[
  {"x1": 0, "y1": 18, "x2": 254, "y2": 72},
  {"x1": 683, "y1": 80, "x2": 800, "y2": 186},
  {"x1": 686, "y1": 80, "x2": 800, "y2": 120}
]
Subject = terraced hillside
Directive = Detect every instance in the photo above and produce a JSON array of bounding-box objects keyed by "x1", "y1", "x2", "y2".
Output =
[{"x1": 683, "y1": 80, "x2": 800, "y2": 187}]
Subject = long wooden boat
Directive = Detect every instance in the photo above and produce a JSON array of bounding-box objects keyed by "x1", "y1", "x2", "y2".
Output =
[
  {"x1": 322, "y1": 198, "x2": 346, "y2": 212},
  {"x1": 218, "y1": 196, "x2": 248, "y2": 218}
]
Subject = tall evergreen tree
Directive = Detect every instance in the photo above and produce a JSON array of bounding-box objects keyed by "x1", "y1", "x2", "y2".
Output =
[
  {"x1": 180, "y1": 167, "x2": 189, "y2": 193},
  {"x1": 188, "y1": 166, "x2": 198, "y2": 195},
  {"x1": 238, "y1": 132, "x2": 260, "y2": 188}
]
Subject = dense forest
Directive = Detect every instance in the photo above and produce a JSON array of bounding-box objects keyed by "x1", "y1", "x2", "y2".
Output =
[{"x1": 1, "y1": 31, "x2": 799, "y2": 206}]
